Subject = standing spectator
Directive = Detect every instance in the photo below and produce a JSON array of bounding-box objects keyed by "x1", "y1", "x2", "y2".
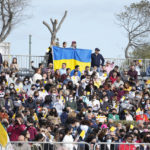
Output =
[
  {"x1": 62, "y1": 41, "x2": 67, "y2": 48},
  {"x1": 135, "y1": 60, "x2": 142, "y2": 76},
  {"x1": 71, "y1": 41, "x2": 77, "y2": 49},
  {"x1": 91, "y1": 48, "x2": 105, "y2": 72},
  {"x1": 2, "y1": 60, "x2": 9, "y2": 73},
  {"x1": 47, "y1": 46, "x2": 53, "y2": 65},
  {"x1": 10, "y1": 57, "x2": 19, "y2": 73},
  {"x1": 146, "y1": 64, "x2": 150, "y2": 76}
]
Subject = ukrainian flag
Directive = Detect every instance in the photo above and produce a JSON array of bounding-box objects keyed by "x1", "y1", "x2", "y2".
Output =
[
  {"x1": 53, "y1": 46, "x2": 92, "y2": 72},
  {"x1": 0, "y1": 122, "x2": 10, "y2": 150}
]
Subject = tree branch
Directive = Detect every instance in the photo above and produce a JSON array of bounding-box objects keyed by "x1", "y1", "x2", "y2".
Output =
[
  {"x1": 43, "y1": 21, "x2": 53, "y2": 34},
  {"x1": 56, "y1": 10, "x2": 67, "y2": 32}
]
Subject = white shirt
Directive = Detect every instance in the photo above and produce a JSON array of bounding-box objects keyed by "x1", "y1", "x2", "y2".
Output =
[
  {"x1": 63, "y1": 135, "x2": 74, "y2": 150},
  {"x1": 71, "y1": 76, "x2": 80, "y2": 85},
  {"x1": 92, "y1": 99, "x2": 100, "y2": 111},
  {"x1": 32, "y1": 73, "x2": 42, "y2": 83},
  {"x1": 125, "y1": 114, "x2": 133, "y2": 121}
]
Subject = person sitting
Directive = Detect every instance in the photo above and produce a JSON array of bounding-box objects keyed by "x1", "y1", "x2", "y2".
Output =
[
  {"x1": 70, "y1": 65, "x2": 81, "y2": 77},
  {"x1": 128, "y1": 65, "x2": 138, "y2": 80},
  {"x1": 59, "y1": 63, "x2": 67, "y2": 75},
  {"x1": 108, "y1": 108, "x2": 120, "y2": 121}
]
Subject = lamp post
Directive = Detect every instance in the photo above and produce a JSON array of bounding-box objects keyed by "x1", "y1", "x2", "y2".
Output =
[{"x1": 29, "y1": 34, "x2": 32, "y2": 69}]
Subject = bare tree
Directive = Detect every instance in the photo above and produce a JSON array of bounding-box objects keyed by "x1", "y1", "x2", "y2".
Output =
[
  {"x1": 0, "y1": 0, "x2": 27, "y2": 43},
  {"x1": 43, "y1": 10, "x2": 67, "y2": 46},
  {"x1": 116, "y1": 0, "x2": 150, "y2": 58}
]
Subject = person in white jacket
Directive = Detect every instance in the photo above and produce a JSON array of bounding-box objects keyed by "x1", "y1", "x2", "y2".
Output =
[
  {"x1": 62, "y1": 126, "x2": 77, "y2": 150},
  {"x1": 32, "y1": 68, "x2": 42, "y2": 84}
]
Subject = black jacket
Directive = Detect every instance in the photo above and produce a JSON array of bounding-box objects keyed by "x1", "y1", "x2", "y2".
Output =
[{"x1": 91, "y1": 53, "x2": 105, "y2": 67}]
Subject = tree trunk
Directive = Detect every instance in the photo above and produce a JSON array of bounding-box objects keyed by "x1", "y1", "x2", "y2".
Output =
[{"x1": 125, "y1": 43, "x2": 130, "y2": 58}]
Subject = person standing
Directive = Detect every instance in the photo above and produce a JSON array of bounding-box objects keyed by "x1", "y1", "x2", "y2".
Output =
[
  {"x1": 62, "y1": 42, "x2": 67, "y2": 48},
  {"x1": 91, "y1": 48, "x2": 105, "y2": 72},
  {"x1": 71, "y1": 41, "x2": 77, "y2": 49}
]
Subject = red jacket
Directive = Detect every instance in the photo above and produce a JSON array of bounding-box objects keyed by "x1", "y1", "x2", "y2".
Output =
[
  {"x1": 28, "y1": 126, "x2": 37, "y2": 141},
  {"x1": 7, "y1": 124, "x2": 26, "y2": 141},
  {"x1": 136, "y1": 114, "x2": 149, "y2": 122},
  {"x1": 110, "y1": 76, "x2": 117, "y2": 84},
  {"x1": 119, "y1": 142, "x2": 136, "y2": 150}
]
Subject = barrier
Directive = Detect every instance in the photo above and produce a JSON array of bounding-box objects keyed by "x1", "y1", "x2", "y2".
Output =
[
  {"x1": 6, "y1": 141, "x2": 91, "y2": 150},
  {"x1": 94, "y1": 142, "x2": 150, "y2": 150},
  {"x1": 2, "y1": 55, "x2": 150, "y2": 72}
]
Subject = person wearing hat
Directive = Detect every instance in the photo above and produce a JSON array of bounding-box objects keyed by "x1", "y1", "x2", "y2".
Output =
[
  {"x1": 71, "y1": 41, "x2": 77, "y2": 49},
  {"x1": 91, "y1": 48, "x2": 105, "y2": 73}
]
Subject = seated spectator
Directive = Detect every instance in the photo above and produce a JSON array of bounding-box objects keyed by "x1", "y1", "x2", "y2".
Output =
[
  {"x1": 71, "y1": 71, "x2": 80, "y2": 85},
  {"x1": 119, "y1": 134, "x2": 136, "y2": 150},
  {"x1": 108, "y1": 108, "x2": 120, "y2": 121},
  {"x1": 65, "y1": 94, "x2": 77, "y2": 111},
  {"x1": 109, "y1": 71, "x2": 118, "y2": 84},
  {"x1": 13, "y1": 135, "x2": 31, "y2": 150},
  {"x1": 113, "y1": 76, "x2": 124, "y2": 88},
  {"x1": 7, "y1": 114, "x2": 26, "y2": 141},
  {"x1": 70, "y1": 65, "x2": 81, "y2": 77},
  {"x1": 59, "y1": 63, "x2": 67, "y2": 75},
  {"x1": 32, "y1": 68, "x2": 42, "y2": 83},
  {"x1": 121, "y1": 68, "x2": 130, "y2": 82},
  {"x1": 128, "y1": 65, "x2": 138, "y2": 80},
  {"x1": 105, "y1": 61, "x2": 114, "y2": 74}
]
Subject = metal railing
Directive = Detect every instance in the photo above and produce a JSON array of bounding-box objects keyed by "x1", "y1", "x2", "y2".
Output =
[
  {"x1": 4, "y1": 141, "x2": 150, "y2": 150},
  {"x1": 94, "y1": 142, "x2": 150, "y2": 150},
  {"x1": 2, "y1": 55, "x2": 48, "y2": 69},
  {"x1": 2, "y1": 55, "x2": 150, "y2": 72},
  {"x1": 6, "y1": 141, "x2": 91, "y2": 150}
]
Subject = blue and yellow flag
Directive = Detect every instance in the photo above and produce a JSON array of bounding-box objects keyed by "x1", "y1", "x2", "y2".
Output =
[
  {"x1": 52, "y1": 46, "x2": 92, "y2": 72},
  {"x1": 0, "y1": 122, "x2": 10, "y2": 149}
]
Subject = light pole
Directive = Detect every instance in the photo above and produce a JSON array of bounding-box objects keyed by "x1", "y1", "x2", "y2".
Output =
[{"x1": 29, "y1": 34, "x2": 32, "y2": 69}]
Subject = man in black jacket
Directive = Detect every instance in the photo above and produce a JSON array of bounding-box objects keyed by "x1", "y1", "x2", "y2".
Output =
[{"x1": 91, "y1": 48, "x2": 105, "y2": 72}]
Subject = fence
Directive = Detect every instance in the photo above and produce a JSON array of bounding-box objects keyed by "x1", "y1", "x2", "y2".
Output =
[
  {"x1": 3, "y1": 142, "x2": 150, "y2": 150},
  {"x1": 2, "y1": 55, "x2": 48, "y2": 69},
  {"x1": 2, "y1": 55, "x2": 150, "y2": 72},
  {"x1": 94, "y1": 142, "x2": 150, "y2": 150},
  {"x1": 5, "y1": 141, "x2": 91, "y2": 150}
]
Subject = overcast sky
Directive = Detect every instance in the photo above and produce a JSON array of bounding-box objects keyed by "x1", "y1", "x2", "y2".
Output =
[{"x1": 6, "y1": 0, "x2": 140, "y2": 58}]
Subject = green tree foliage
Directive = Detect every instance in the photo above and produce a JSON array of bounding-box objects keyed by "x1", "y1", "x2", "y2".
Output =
[{"x1": 131, "y1": 44, "x2": 150, "y2": 59}]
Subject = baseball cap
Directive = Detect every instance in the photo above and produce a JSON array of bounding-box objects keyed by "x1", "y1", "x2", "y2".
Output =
[{"x1": 95, "y1": 48, "x2": 100, "y2": 51}]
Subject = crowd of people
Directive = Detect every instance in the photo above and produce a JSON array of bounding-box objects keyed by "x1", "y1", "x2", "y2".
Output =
[{"x1": 1, "y1": 45, "x2": 150, "y2": 150}]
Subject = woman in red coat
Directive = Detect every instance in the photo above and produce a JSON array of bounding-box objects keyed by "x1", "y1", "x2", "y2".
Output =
[
  {"x1": 109, "y1": 71, "x2": 118, "y2": 84},
  {"x1": 7, "y1": 114, "x2": 26, "y2": 141}
]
